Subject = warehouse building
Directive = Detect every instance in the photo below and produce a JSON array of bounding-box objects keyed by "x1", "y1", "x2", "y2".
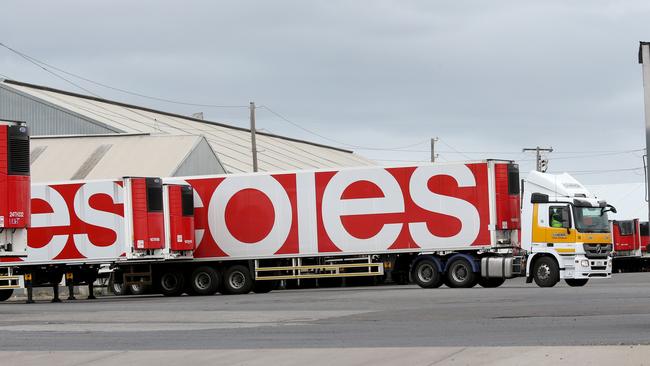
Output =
[
  {"x1": 0, "y1": 78, "x2": 374, "y2": 180},
  {"x1": 30, "y1": 133, "x2": 225, "y2": 183}
]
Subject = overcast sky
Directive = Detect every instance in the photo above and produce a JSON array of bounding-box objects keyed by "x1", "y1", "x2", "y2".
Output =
[{"x1": 1, "y1": 1, "x2": 649, "y2": 185}]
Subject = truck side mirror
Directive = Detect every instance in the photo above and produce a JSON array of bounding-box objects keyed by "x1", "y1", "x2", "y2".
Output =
[
  {"x1": 602, "y1": 204, "x2": 617, "y2": 215},
  {"x1": 531, "y1": 193, "x2": 549, "y2": 204}
]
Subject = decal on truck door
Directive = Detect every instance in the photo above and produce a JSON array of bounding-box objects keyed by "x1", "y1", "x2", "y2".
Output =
[{"x1": 19, "y1": 163, "x2": 493, "y2": 263}]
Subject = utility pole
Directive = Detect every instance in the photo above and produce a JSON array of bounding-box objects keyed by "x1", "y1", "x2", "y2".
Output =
[
  {"x1": 522, "y1": 146, "x2": 553, "y2": 172},
  {"x1": 250, "y1": 101, "x2": 258, "y2": 172},
  {"x1": 430, "y1": 137, "x2": 438, "y2": 163},
  {"x1": 639, "y1": 42, "x2": 650, "y2": 220}
]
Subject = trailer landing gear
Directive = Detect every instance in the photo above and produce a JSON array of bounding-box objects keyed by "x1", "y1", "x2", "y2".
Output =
[
  {"x1": 66, "y1": 273, "x2": 75, "y2": 301},
  {"x1": 51, "y1": 283, "x2": 61, "y2": 303},
  {"x1": 24, "y1": 273, "x2": 34, "y2": 304}
]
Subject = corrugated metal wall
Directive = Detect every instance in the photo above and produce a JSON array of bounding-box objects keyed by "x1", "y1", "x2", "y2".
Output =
[
  {"x1": 0, "y1": 84, "x2": 120, "y2": 135},
  {"x1": 174, "y1": 137, "x2": 226, "y2": 176}
]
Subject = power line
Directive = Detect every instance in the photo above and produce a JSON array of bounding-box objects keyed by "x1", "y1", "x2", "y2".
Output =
[
  {"x1": 359, "y1": 148, "x2": 645, "y2": 156},
  {"x1": 437, "y1": 138, "x2": 473, "y2": 160},
  {"x1": 0, "y1": 42, "x2": 102, "y2": 98},
  {"x1": 374, "y1": 158, "x2": 431, "y2": 163},
  {"x1": 555, "y1": 167, "x2": 645, "y2": 175},
  {"x1": 0, "y1": 41, "x2": 438, "y2": 152},
  {"x1": 0, "y1": 41, "x2": 248, "y2": 108},
  {"x1": 0, "y1": 42, "x2": 200, "y2": 134},
  {"x1": 258, "y1": 105, "x2": 429, "y2": 150}
]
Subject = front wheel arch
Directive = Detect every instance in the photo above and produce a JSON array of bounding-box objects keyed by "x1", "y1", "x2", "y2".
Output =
[
  {"x1": 526, "y1": 252, "x2": 562, "y2": 280},
  {"x1": 411, "y1": 255, "x2": 443, "y2": 275}
]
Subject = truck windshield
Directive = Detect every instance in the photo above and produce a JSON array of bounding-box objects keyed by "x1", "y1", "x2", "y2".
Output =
[{"x1": 572, "y1": 207, "x2": 610, "y2": 233}]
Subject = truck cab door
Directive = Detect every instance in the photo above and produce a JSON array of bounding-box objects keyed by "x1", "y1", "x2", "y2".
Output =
[
  {"x1": 533, "y1": 203, "x2": 576, "y2": 244},
  {"x1": 537, "y1": 204, "x2": 577, "y2": 244}
]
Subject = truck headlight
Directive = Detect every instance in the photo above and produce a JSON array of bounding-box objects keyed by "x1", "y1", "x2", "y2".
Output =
[{"x1": 581, "y1": 260, "x2": 589, "y2": 267}]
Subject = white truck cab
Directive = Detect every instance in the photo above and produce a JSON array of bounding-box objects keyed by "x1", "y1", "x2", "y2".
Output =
[{"x1": 521, "y1": 171, "x2": 614, "y2": 287}]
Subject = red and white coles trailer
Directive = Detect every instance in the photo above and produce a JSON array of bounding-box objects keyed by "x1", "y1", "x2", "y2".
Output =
[{"x1": 0, "y1": 148, "x2": 529, "y2": 301}]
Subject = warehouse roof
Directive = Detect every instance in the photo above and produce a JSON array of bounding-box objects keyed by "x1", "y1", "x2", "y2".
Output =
[
  {"x1": 0, "y1": 79, "x2": 374, "y2": 173},
  {"x1": 30, "y1": 133, "x2": 225, "y2": 182}
]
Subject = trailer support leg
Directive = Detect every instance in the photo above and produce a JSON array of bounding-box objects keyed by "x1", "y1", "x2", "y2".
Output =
[
  {"x1": 51, "y1": 283, "x2": 61, "y2": 303},
  {"x1": 66, "y1": 273, "x2": 75, "y2": 301},
  {"x1": 87, "y1": 282, "x2": 96, "y2": 300},
  {"x1": 25, "y1": 274, "x2": 34, "y2": 304}
]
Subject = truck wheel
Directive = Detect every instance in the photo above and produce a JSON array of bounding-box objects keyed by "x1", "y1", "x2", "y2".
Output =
[
  {"x1": 129, "y1": 283, "x2": 149, "y2": 295},
  {"x1": 446, "y1": 258, "x2": 477, "y2": 288},
  {"x1": 478, "y1": 277, "x2": 506, "y2": 288},
  {"x1": 222, "y1": 265, "x2": 253, "y2": 295},
  {"x1": 159, "y1": 270, "x2": 185, "y2": 296},
  {"x1": 532, "y1": 257, "x2": 559, "y2": 287},
  {"x1": 252, "y1": 280, "x2": 278, "y2": 294},
  {"x1": 111, "y1": 281, "x2": 130, "y2": 296},
  {"x1": 189, "y1": 266, "x2": 219, "y2": 296},
  {"x1": 565, "y1": 279, "x2": 588, "y2": 287},
  {"x1": 411, "y1": 259, "x2": 442, "y2": 288},
  {"x1": 0, "y1": 289, "x2": 13, "y2": 301}
]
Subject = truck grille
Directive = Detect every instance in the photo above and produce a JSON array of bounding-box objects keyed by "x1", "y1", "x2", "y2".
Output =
[{"x1": 583, "y1": 244, "x2": 611, "y2": 259}]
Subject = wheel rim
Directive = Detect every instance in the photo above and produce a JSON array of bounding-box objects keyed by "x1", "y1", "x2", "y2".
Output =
[
  {"x1": 451, "y1": 263, "x2": 468, "y2": 283},
  {"x1": 195, "y1": 272, "x2": 211, "y2": 290},
  {"x1": 417, "y1": 263, "x2": 435, "y2": 283},
  {"x1": 537, "y1": 264, "x2": 550, "y2": 281},
  {"x1": 162, "y1": 274, "x2": 178, "y2": 290},
  {"x1": 229, "y1": 271, "x2": 245, "y2": 290}
]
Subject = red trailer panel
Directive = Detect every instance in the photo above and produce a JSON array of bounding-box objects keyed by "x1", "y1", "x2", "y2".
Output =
[
  {"x1": 164, "y1": 184, "x2": 194, "y2": 252},
  {"x1": 611, "y1": 219, "x2": 640, "y2": 255},
  {"x1": 0, "y1": 124, "x2": 30, "y2": 229}
]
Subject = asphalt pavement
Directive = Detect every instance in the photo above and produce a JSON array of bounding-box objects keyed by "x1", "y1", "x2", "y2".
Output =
[{"x1": 1, "y1": 273, "x2": 650, "y2": 365}]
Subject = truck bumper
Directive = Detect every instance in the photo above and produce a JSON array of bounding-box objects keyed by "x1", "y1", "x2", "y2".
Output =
[{"x1": 562, "y1": 255, "x2": 612, "y2": 280}]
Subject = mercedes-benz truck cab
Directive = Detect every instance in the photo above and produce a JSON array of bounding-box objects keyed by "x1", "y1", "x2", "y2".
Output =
[{"x1": 521, "y1": 171, "x2": 614, "y2": 287}]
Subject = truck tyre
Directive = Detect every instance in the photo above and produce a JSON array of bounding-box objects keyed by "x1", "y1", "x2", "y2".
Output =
[
  {"x1": 0, "y1": 289, "x2": 13, "y2": 301},
  {"x1": 112, "y1": 282, "x2": 130, "y2": 296},
  {"x1": 129, "y1": 283, "x2": 149, "y2": 295},
  {"x1": 189, "y1": 266, "x2": 220, "y2": 296},
  {"x1": 478, "y1": 277, "x2": 506, "y2": 288},
  {"x1": 110, "y1": 276, "x2": 130, "y2": 296},
  {"x1": 532, "y1": 257, "x2": 559, "y2": 287},
  {"x1": 159, "y1": 270, "x2": 185, "y2": 296},
  {"x1": 412, "y1": 259, "x2": 443, "y2": 288},
  {"x1": 565, "y1": 279, "x2": 589, "y2": 287},
  {"x1": 445, "y1": 258, "x2": 477, "y2": 288},
  {"x1": 222, "y1": 265, "x2": 253, "y2": 295},
  {"x1": 252, "y1": 280, "x2": 278, "y2": 294}
]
